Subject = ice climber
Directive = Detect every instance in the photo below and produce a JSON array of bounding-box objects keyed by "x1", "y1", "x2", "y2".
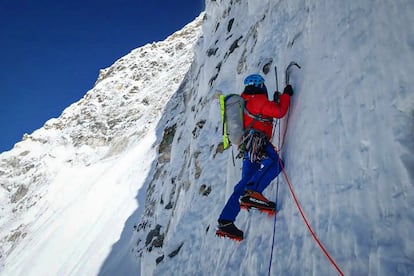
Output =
[{"x1": 217, "y1": 74, "x2": 293, "y2": 241}]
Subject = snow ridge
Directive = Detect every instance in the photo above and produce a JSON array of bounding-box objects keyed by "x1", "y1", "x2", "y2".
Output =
[{"x1": 0, "y1": 15, "x2": 202, "y2": 275}]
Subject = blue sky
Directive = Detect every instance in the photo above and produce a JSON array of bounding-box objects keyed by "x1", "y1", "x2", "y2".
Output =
[{"x1": 0, "y1": 0, "x2": 204, "y2": 153}]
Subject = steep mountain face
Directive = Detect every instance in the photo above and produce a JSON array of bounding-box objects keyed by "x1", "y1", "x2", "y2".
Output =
[
  {"x1": 0, "y1": 16, "x2": 202, "y2": 275},
  {"x1": 1, "y1": 0, "x2": 413, "y2": 275},
  {"x1": 131, "y1": 0, "x2": 414, "y2": 275}
]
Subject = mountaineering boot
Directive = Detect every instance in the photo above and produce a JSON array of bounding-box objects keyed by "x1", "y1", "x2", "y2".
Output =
[
  {"x1": 216, "y1": 219, "x2": 243, "y2": 241},
  {"x1": 240, "y1": 190, "x2": 276, "y2": 215}
]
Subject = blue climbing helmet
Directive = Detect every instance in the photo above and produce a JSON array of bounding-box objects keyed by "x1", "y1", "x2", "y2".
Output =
[
  {"x1": 243, "y1": 74, "x2": 267, "y2": 94},
  {"x1": 244, "y1": 74, "x2": 265, "y2": 88}
]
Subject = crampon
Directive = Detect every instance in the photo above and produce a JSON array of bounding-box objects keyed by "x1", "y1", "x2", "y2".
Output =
[
  {"x1": 215, "y1": 229, "x2": 243, "y2": 242},
  {"x1": 240, "y1": 201, "x2": 276, "y2": 216}
]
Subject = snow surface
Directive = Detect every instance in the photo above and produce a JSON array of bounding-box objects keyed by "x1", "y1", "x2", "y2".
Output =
[{"x1": 1, "y1": 0, "x2": 414, "y2": 275}]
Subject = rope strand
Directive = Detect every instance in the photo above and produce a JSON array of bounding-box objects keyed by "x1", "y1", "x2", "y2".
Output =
[
  {"x1": 278, "y1": 158, "x2": 345, "y2": 276},
  {"x1": 267, "y1": 109, "x2": 344, "y2": 275},
  {"x1": 267, "y1": 120, "x2": 281, "y2": 276}
]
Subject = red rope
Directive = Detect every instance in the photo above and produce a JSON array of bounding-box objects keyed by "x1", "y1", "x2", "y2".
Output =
[{"x1": 278, "y1": 158, "x2": 345, "y2": 276}]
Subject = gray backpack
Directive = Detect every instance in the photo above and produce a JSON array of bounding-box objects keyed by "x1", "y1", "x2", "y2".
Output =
[{"x1": 219, "y1": 94, "x2": 245, "y2": 149}]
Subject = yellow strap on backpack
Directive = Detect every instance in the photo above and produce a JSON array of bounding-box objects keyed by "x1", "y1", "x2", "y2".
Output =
[{"x1": 219, "y1": 94, "x2": 230, "y2": 150}]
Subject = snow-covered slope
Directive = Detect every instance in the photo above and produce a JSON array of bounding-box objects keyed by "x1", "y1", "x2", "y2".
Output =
[
  {"x1": 0, "y1": 16, "x2": 202, "y2": 275},
  {"x1": 132, "y1": 0, "x2": 414, "y2": 275},
  {"x1": 1, "y1": 0, "x2": 414, "y2": 275}
]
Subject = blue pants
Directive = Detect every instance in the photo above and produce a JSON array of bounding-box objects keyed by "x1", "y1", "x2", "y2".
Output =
[{"x1": 219, "y1": 142, "x2": 282, "y2": 222}]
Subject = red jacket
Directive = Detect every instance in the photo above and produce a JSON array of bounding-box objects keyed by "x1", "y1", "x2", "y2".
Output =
[{"x1": 241, "y1": 93, "x2": 290, "y2": 139}]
